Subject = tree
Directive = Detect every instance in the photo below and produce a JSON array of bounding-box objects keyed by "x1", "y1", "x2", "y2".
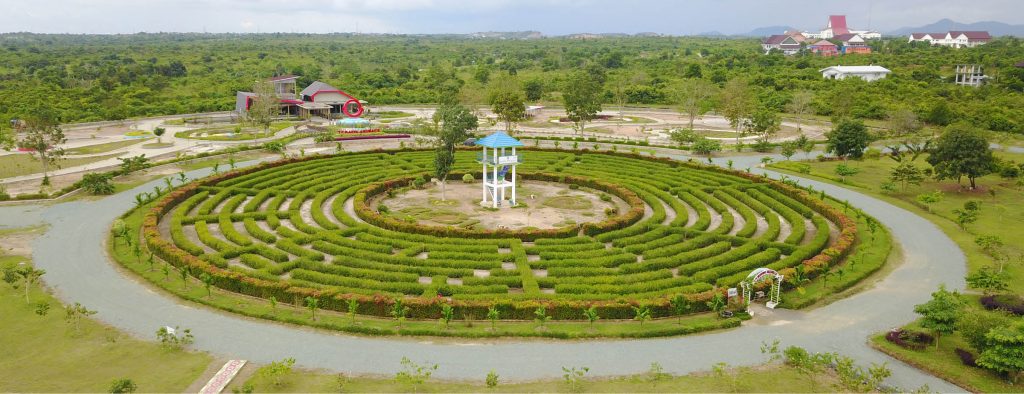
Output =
[
  {"x1": 669, "y1": 294, "x2": 691, "y2": 325},
  {"x1": 432, "y1": 103, "x2": 478, "y2": 201},
  {"x1": 744, "y1": 106, "x2": 781, "y2": 144},
  {"x1": 561, "y1": 70, "x2": 603, "y2": 134},
  {"x1": 305, "y1": 296, "x2": 319, "y2": 321},
  {"x1": 522, "y1": 78, "x2": 544, "y2": 101},
  {"x1": 347, "y1": 298, "x2": 359, "y2": 324},
  {"x1": 153, "y1": 127, "x2": 166, "y2": 144},
  {"x1": 534, "y1": 306, "x2": 550, "y2": 328},
  {"x1": 390, "y1": 297, "x2": 408, "y2": 327},
  {"x1": 5, "y1": 265, "x2": 46, "y2": 304},
  {"x1": 690, "y1": 137, "x2": 722, "y2": 159},
  {"x1": 889, "y1": 162, "x2": 925, "y2": 192},
  {"x1": 720, "y1": 78, "x2": 755, "y2": 144},
  {"x1": 80, "y1": 173, "x2": 115, "y2": 195},
  {"x1": 439, "y1": 303, "x2": 454, "y2": 329},
  {"x1": 200, "y1": 272, "x2": 213, "y2": 298},
  {"x1": 632, "y1": 305, "x2": 651, "y2": 326},
  {"x1": 19, "y1": 111, "x2": 66, "y2": 186},
  {"x1": 675, "y1": 79, "x2": 716, "y2": 130},
  {"x1": 706, "y1": 292, "x2": 726, "y2": 315},
  {"x1": 561, "y1": 366, "x2": 589, "y2": 393},
  {"x1": 395, "y1": 357, "x2": 438, "y2": 392},
  {"x1": 977, "y1": 321, "x2": 1024, "y2": 383},
  {"x1": 833, "y1": 163, "x2": 860, "y2": 183},
  {"x1": 957, "y1": 309, "x2": 1014, "y2": 353},
  {"x1": 786, "y1": 90, "x2": 814, "y2": 131},
  {"x1": 797, "y1": 134, "x2": 814, "y2": 159},
  {"x1": 64, "y1": 302, "x2": 97, "y2": 333},
  {"x1": 246, "y1": 80, "x2": 277, "y2": 138},
  {"x1": 668, "y1": 128, "x2": 697, "y2": 147},
  {"x1": 925, "y1": 100, "x2": 955, "y2": 126},
  {"x1": 913, "y1": 284, "x2": 964, "y2": 348},
  {"x1": 825, "y1": 119, "x2": 870, "y2": 160},
  {"x1": 488, "y1": 75, "x2": 526, "y2": 132},
  {"x1": 486, "y1": 306, "x2": 500, "y2": 330},
  {"x1": 780, "y1": 141, "x2": 797, "y2": 161},
  {"x1": 582, "y1": 306, "x2": 599, "y2": 329},
  {"x1": 953, "y1": 201, "x2": 981, "y2": 231},
  {"x1": 257, "y1": 357, "x2": 296, "y2": 387},
  {"x1": 108, "y1": 378, "x2": 137, "y2": 394},
  {"x1": 926, "y1": 124, "x2": 994, "y2": 190},
  {"x1": 916, "y1": 191, "x2": 943, "y2": 213}
]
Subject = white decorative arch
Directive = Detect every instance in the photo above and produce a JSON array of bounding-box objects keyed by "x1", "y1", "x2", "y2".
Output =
[{"x1": 740, "y1": 268, "x2": 784, "y2": 309}]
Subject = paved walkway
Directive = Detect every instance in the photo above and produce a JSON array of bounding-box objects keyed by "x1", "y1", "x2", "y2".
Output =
[{"x1": 0, "y1": 149, "x2": 966, "y2": 392}]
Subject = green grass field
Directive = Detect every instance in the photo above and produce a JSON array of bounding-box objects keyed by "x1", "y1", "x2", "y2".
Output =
[
  {"x1": 0, "y1": 153, "x2": 123, "y2": 179},
  {"x1": 770, "y1": 152, "x2": 1024, "y2": 294},
  {"x1": 64, "y1": 139, "x2": 143, "y2": 155},
  {"x1": 0, "y1": 255, "x2": 211, "y2": 392},
  {"x1": 229, "y1": 360, "x2": 850, "y2": 393},
  {"x1": 174, "y1": 121, "x2": 296, "y2": 141}
]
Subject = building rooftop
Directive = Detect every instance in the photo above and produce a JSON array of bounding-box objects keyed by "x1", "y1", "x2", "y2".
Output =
[
  {"x1": 475, "y1": 131, "x2": 524, "y2": 148},
  {"x1": 300, "y1": 80, "x2": 340, "y2": 97},
  {"x1": 820, "y1": 65, "x2": 891, "y2": 74}
]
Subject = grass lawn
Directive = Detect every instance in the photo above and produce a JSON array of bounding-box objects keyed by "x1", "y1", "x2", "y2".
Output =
[
  {"x1": 0, "y1": 153, "x2": 123, "y2": 179},
  {"x1": 770, "y1": 152, "x2": 1024, "y2": 294},
  {"x1": 373, "y1": 110, "x2": 414, "y2": 119},
  {"x1": 141, "y1": 142, "x2": 176, "y2": 149},
  {"x1": 870, "y1": 314, "x2": 1022, "y2": 393},
  {"x1": 228, "y1": 361, "x2": 850, "y2": 393},
  {"x1": 64, "y1": 139, "x2": 143, "y2": 155},
  {"x1": 0, "y1": 254, "x2": 211, "y2": 392}
]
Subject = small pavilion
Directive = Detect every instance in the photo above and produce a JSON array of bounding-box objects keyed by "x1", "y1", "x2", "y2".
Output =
[{"x1": 474, "y1": 131, "x2": 523, "y2": 208}]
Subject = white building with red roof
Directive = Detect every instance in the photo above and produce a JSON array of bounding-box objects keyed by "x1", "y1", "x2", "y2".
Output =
[
  {"x1": 908, "y1": 31, "x2": 991, "y2": 48},
  {"x1": 803, "y1": 15, "x2": 881, "y2": 40},
  {"x1": 761, "y1": 34, "x2": 802, "y2": 55}
]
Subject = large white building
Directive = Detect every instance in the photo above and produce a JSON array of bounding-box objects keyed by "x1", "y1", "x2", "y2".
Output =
[
  {"x1": 820, "y1": 65, "x2": 891, "y2": 82},
  {"x1": 803, "y1": 15, "x2": 881, "y2": 40},
  {"x1": 908, "y1": 31, "x2": 991, "y2": 48}
]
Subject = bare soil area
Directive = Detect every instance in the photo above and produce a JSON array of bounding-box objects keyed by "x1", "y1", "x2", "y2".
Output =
[{"x1": 378, "y1": 180, "x2": 626, "y2": 231}]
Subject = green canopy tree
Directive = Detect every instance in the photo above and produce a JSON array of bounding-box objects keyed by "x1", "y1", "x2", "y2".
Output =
[
  {"x1": 674, "y1": 79, "x2": 716, "y2": 130},
  {"x1": 825, "y1": 119, "x2": 870, "y2": 161},
  {"x1": 889, "y1": 162, "x2": 925, "y2": 192},
  {"x1": 19, "y1": 110, "x2": 66, "y2": 186},
  {"x1": 488, "y1": 75, "x2": 526, "y2": 133},
  {"x1": 561, "y1": 70, "x2": 603, "y2": 134},
  {"x1": 720, "y1": 78, "x2": 755, "y2": 145},
  {"x1": 977, "y1": 321, "x2": 1024, "y2": 383},
  {"x1": 744, "y1": 106, "x2": 781, "y2": 144},
  {"x1": 912, "y1": 284, "x2": 965, "y2": 348},
  {"x1": 926, "y1": 124, "x2": 994, "y2": 190},
  {"x1": 246, "y1": 80, "x2": 277, "y2": 138},
  {"x1": 432, "y1": 103, "x2": 478, "y2": 200}
]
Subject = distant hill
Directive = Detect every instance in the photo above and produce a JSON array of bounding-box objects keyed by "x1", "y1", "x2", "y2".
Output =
[
  {"x1": 739, "y1": 26, "x2": 796, "y2": 37},
  {"x1": 888, "y1": 19, "x2": 1024, "y2": 37}
]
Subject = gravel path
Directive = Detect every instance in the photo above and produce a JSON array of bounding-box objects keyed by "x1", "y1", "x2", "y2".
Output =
[{"x1": 0, "y1": 152, "x2": 967, "y2": 391}]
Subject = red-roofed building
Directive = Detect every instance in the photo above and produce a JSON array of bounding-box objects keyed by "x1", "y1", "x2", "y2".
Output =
[
  {"x1": 803, "y1": 15, "x2": 880, "y2": 40},
  {"x1": 827, "y1": 15, "x2": 850, "y2": 36},
  {"x1": 833, "y1": 33, "x2": 872, "y2": 54},
  {"x1": 235, "y1": 76, "x2": 365, "y2": 119},
  {"x1": 809, "y1": 40, "x2": 839, "y2": 57},
  {"x1": 908, "y1": 31, "x2": 991, "y2": 48}
]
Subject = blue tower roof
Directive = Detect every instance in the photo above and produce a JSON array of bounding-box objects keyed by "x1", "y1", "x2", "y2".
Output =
[{"x1": 474, "y1": 131, "x2": 523, "y2": 148}]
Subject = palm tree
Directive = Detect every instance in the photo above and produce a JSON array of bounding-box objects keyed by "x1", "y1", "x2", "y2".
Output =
[
  {"x1": 583, "y1": 306, "x2": 600, "y2": 329},
  {"x1": 305, "y1": 296, "x2": 319, "y2": 321}
]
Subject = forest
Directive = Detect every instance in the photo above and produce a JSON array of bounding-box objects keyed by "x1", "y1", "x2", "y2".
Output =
[{"x1": 0, "y1": 33, "x2": 1023, "y2": 134}]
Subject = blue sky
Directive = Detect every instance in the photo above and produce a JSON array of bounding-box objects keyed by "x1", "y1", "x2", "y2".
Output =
[{"x1": 1, "y1": 0, "x2": 1022, "y2": 35}]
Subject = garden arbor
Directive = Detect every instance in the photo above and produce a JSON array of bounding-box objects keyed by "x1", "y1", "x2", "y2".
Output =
[
  {"x1": 475, "y1": 131, "x2": 523, "y2": 208},
  {"x1": 741, "y1": 268, "x2": 783, "y2": 309}
]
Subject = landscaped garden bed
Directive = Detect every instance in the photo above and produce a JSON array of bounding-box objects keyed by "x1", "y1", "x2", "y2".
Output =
[{"x1": 120, "y1": 148, "x2": 879, "y2": 337}]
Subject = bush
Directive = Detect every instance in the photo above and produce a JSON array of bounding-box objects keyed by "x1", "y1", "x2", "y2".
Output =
[
  {"x1": 108, "y1": 378, "x2": 137, "y2": 393},
  {"x1": 462, "y1": 173, "x2": 474, "y2": 183},
  {"x1": 884, "y1": 328, "x2": 934, "y2": 350},
  {"x1": 955, "y1": 348, "x2": 978, "y2": 367},
  {"x1": 980, "y1": 294, "x2": 1024, "y2": 316}
]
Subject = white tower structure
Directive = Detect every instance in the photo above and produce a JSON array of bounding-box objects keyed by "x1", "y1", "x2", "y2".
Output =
[{"x1": 474, "y1": 131, "x2": 523, "y2": 208}]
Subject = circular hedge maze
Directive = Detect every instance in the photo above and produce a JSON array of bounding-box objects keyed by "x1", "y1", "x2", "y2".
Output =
[{"x1": 144, "y1": 149, "x2": 856, "y2": 321}]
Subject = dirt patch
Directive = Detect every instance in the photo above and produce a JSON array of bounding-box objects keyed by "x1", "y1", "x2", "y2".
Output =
[
  {"x1": 379, "y1": 181, "x2": 624, "y2": 231},
  {"x1": 0, "y1": 225, "x2": 48, "y2": 257},
  {"x1": 725, "y1": 206, "x2": 744, "y2": 236},
  {"x1": 774, "y1": 214, "x2": 791, "y2": 242}
]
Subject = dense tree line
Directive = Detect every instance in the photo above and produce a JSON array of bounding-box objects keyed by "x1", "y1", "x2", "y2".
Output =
[{"x1": 0, "y1": 33, "x2": 1022, "y2": 133}]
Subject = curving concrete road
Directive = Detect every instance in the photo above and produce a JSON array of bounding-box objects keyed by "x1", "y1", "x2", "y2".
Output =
[{"x1": 0, "y1": 150, "x2": 966, "y2": 392}]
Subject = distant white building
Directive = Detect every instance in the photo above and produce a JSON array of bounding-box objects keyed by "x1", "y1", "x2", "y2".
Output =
[
  {"x1": 820, "y1": 65, "x2": 891, "y2": 82},
  {"x1": 908, "y1": 31, "x2": 991, "y2": 48},
  {"x1": 803, "y1": 15, "x2": 881, "y2": 40}
]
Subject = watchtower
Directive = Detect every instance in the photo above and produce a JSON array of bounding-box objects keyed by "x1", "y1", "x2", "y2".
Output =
[{"x1": 474, "y1": 131, "x2": 523, "y2": 208}]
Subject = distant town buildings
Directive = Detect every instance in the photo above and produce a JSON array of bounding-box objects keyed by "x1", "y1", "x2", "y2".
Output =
[
  {"x1": 820, "y1": 65, "x2": 892, "y2": 82},
  {"x1": 907, "y1": 31, "x2": 991, "y2": 48},
  {"x1": 762, "y1": 15, "x2": 877, "y2": 56},
  {"x1": 803, "y1": 15, "x2": 881, "y2": 40}
]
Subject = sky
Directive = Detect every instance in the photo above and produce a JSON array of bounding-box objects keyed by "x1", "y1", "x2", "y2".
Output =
[{"x1": 1, "y1": 0, "x2": 1022, "y2": 35}]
